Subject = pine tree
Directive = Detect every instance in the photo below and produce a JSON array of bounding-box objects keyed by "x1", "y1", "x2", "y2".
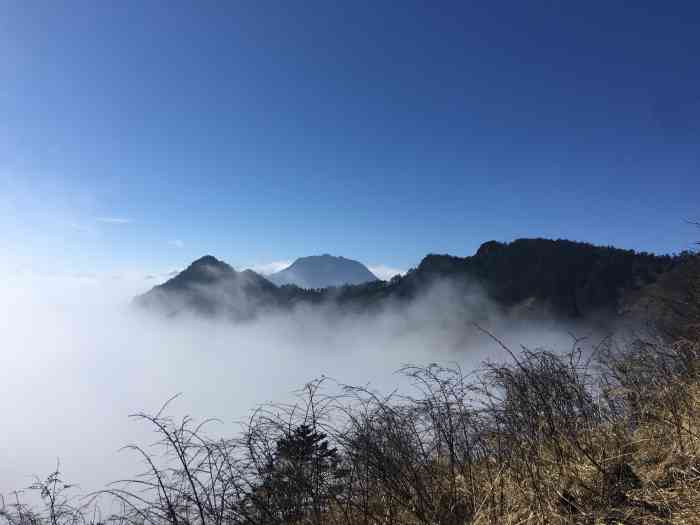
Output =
[{"x1": 255, "y1": 424, "x2": 346, "y2": 524}]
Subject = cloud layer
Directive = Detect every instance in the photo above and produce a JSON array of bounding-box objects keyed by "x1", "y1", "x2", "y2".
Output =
[{"x1": 0, "y1": 269, "x2": 597, "y2": 498}]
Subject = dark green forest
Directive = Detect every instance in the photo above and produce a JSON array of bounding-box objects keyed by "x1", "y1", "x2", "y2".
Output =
[{"x1": 138, "y1": 238, "x2": 688, "y2": 321}]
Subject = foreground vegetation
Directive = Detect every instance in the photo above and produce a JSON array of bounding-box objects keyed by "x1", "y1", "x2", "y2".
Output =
[{"x1": 3, "y1": 259, "x2": 699, "y2": 524}]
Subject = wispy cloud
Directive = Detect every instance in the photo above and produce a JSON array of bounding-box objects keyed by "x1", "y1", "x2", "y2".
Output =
[
  {"x1": 168, "y1": 239, "x2": 185, "y2": 248},
  {"x1": 368, "y1": 264, "x2": 405, "y2": 281},
  {"x1": 69, "y1": 222, "x2": 92, "y2": 233},
  {"x1": 144, "y1": 269, "x2": 180, "y2": 282},
  {"x1": 96, "y1": 216, "x2": 132, "y2": 224},
  {"x1": 247, "y1": 260, "x2": 292, "y2": 275},
  {"x1": 145, "y1": 268, "x2": 182, "y2": 285}
]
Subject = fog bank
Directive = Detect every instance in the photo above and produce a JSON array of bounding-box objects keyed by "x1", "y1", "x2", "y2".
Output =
[{"x1": 0, "y1": 271, "x2": 599, "y2": 495}]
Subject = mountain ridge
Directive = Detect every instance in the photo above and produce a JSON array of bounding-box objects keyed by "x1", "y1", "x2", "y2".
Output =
[
  {"x1": 135, "y1": 238, "x2": 691, "y2": 322},
  {"x1": 135, "y1": 254, "x2": 280, "y2": 319}
]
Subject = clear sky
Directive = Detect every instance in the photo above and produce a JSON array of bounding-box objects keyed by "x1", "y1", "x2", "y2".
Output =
[{"x1": 1, "y1": 2, "x2": 698, "y2": 278}]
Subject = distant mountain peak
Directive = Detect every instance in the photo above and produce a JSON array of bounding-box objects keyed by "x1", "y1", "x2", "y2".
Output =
[
  {"x1": 294, "y1": 254, "x2": 348, "y2": 264},
  {"x1": 269, "y1": 254, "x2": 377, "y2": 289},
  {"x1": 190, "y1": 254, "x2": 227, "y2": 267},
  {"x1": 176, "y1": 255, "x2": 235, "y2": 282}
]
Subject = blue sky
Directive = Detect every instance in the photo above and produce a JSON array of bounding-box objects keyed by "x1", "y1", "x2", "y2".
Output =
[{"x1": 1, "y1": 2, "x2": 698, "y2": 278}]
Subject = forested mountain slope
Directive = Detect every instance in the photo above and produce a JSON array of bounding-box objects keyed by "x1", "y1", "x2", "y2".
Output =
[{"x1": 136, "y1": 238, "x2": 687, "y2": 321}]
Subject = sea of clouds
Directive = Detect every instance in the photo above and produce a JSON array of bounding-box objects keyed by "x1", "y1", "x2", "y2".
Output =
[{"x1": 0, "y1": 267, "x2": 600, "y2": 496}]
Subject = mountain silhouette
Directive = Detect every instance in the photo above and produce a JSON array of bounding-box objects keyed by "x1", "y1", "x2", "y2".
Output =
[
  {"x1": 268, "y1": 255, "x2": 378, "y2": 289},
  {"x1": 134, "y1": 255, "x2": 280, "y2": 319},
  {"x1": 135, "y1": 239, "x2": 689, "y2": 322}
]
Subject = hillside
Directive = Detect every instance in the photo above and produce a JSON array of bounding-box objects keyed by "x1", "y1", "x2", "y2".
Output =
[
  {"x1": 405, "y1": 238, "x2": 679, "y2": 317},
  {"x1": 134, "y1": 255, "x2": 281, "y2": 319},
  {"x1": 135, "y1": 238, "x2": 684, "y2": 321}
]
